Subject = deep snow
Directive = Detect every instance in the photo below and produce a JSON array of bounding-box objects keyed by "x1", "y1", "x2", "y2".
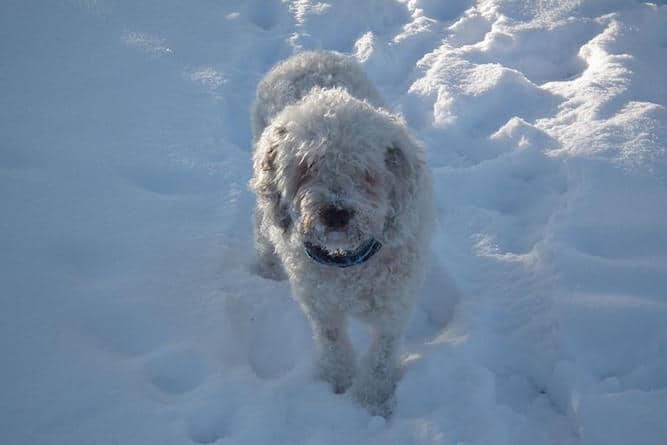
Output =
[{"x1": 1, "y1": 0, "x2": 666, "y2": 444}]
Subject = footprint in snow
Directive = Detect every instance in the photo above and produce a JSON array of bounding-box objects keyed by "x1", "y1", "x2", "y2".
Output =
[
  {"x1": 81, "y1": 302, "x2": 169, "y2": 357},
  {"x1": 186, "y1": 398, "x2": 233, "y2": 444},
  {"x1": 144, "y1": 347, "x2": 209, "y2": 395}
]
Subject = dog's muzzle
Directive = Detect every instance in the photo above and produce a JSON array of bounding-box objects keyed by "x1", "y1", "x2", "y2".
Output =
[{"x1": 304, "y1": 239, "x2": 382, "y2": 268}]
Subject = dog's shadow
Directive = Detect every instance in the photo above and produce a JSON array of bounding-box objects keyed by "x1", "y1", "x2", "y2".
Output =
[{"x1": 406, "y1": 253, "x2": 462, "y2": 344}]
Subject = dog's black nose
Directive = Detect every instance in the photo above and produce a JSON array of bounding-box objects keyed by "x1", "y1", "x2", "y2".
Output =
[{"x1": 320, "y1": 206, "x2": 354, "y2": 229}]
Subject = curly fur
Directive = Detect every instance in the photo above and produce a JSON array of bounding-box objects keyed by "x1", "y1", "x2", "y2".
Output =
[{"x1": 250, "y1": 51, "x2": 434, "y2": 416}]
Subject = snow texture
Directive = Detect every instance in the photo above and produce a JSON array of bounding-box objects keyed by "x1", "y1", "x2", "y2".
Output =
[{"x1": 1, "y1": 0, "x2": 666, "y2": 444}]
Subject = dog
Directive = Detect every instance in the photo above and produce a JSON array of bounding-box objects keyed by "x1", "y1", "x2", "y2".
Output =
[{"x1": 250, "y1": 51, "x2": 434, "y2": 416}]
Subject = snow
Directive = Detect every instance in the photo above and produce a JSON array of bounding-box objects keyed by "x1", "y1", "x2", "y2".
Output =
[{"x1": 1, "y1": 0, "x2": 666, "y2": 444}]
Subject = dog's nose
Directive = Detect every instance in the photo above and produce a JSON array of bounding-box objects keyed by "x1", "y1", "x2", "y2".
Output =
[{"x1": 320, "y1": 206, "x2": 354, "y2": 229}]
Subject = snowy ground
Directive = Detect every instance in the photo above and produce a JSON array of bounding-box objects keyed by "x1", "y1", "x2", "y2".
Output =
[{"x1": 2, "y1": 0, "x2": 666, "y2": 444}]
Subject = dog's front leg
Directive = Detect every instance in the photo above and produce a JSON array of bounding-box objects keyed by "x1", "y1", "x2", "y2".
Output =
[
  {"x1": 301, "y1": 301, "x2": 355, "y2": 394},
  {"x1": 353, "y1": 326, "x2": 402, "y2": 416}
]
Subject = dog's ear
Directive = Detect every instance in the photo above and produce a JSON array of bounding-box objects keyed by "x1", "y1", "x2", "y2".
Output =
[
  {"x1": 251, "y1": 127, "x2": 292, "y2": 232},
  {"x1": 260, "y1": 126, "x2": 287, "y2": 172},
  {"x1": 383, "y1": 142, "x2": 421, "y2": 242}
]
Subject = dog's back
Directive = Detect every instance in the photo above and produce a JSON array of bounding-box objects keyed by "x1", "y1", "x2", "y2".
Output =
[{"x1": 251, "y1": 51, "x2": 385, "y2": 142}]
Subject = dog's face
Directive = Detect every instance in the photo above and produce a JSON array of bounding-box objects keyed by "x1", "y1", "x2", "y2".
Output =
[
  {"x1": 252, "y1": 91, "x2": 421, "y2": 259},
  {"x1": 291, "y1": 143, "x2": 389, "y2": 253}
]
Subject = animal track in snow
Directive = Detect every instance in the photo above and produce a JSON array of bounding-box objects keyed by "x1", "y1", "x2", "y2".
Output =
[
  {"x1": 411, "y1": 57, "x2": 561, "y2": 136},
  {"x1": 220, "y1": 289, "x2": 310, "y2": 380},
  {"x1": 462, "y1": 19, "x2": 601, "y2": 85},
  {"x1": 112, "y1": 143, "x2": 226, "y2": 196},
  {"x1": 445, "y1": 8, "x2": 493, "y2": 47},
  {"x1": 412, "y1": 0, "x2": 474, "y2": 23},
  {"x1": 80, "y1": 302, "x2": 169, "y2": 357},
  {"x1": 144, "y1": 347, "x2": 208, "y2": 395},
  {"x1": 244, "y1": 0, "x2": 285, "y2": 31},
  {"x1": 115, "y1": 161, "x2": 218, "y2": 196},
  {"x1": 186, "y1": 405, "x2": 231, "y2": 444}
]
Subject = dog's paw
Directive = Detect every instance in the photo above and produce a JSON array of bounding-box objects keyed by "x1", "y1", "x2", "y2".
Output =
[
  {"x1": 317, "y1": 348, "x2": 356, "y2": 394},
  {"x1": 351, "y1": 375, "x2": 397, "y2": 417},
  {"x1": 331, "y1": 371, "x2": 355, "y2": 394},
  {"x1": 352, "y1": 384, "x2": 396, "y2": 417},
  {"x1": 318, "y1": 362, "x2": 355, "y2": 394}
]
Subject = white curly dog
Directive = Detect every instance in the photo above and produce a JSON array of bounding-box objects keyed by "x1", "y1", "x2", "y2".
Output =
[{"x1": 250, "y1": 51, "x2": 433, "y2": 416}]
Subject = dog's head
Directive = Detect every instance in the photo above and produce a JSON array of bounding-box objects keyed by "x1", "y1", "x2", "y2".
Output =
[{"x1": 251, "y1": 89, "x2": 426, "y2": 264}]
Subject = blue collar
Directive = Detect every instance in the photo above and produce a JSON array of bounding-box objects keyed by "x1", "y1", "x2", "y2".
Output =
[{"x1": 304, "y1": 239, "x2": 382, "y2": 268}]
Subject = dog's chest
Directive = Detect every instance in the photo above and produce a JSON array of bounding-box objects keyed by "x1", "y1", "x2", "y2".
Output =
[{"x1": 302, "y1": 255, "x2": 405, "y2": 315}]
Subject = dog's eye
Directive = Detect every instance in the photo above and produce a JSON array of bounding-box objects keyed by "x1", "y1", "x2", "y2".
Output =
[
  {"x1": 385, "y1": 145, "x2": 403, "y2": 169},
  {"x1": 385, "y1": 144, "x2": 412, "y2": 179}
]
